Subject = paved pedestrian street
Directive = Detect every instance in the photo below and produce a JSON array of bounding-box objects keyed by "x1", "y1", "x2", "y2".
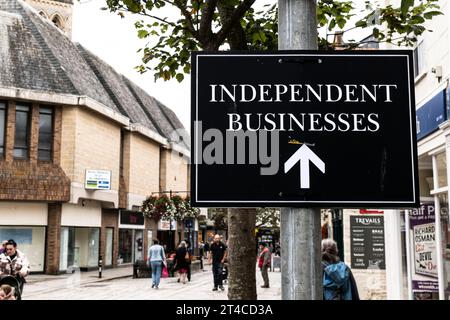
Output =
[{"x1": 23, "y1": 264, "x2": 281, "y2": 300}]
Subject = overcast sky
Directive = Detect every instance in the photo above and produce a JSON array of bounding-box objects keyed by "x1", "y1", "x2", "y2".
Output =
[{"x1": 72, "y1": 1, "x2": 369, "y2": 132}]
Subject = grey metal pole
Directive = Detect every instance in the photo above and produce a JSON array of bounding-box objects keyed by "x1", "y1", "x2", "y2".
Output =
[{"x1": 278, "y1": 0, "x2": 323, "y2": 300}]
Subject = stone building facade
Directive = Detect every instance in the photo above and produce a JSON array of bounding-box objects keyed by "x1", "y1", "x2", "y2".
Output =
[
  {"x1": 0, "y1": 0, "x2": 193, "y2": 274},
  {"x1": 24, "y1": 0, "x2": 73, "y2": 38}
]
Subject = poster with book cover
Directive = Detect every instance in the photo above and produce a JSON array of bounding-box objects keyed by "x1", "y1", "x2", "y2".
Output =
[{"x1": 409, "y1": 203, "x2": 439, "y2": 294}]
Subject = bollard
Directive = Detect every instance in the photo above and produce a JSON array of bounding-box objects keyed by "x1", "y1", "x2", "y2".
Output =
[{"x1": 98, "y1": 256, "x2": 102, "y2": 279}]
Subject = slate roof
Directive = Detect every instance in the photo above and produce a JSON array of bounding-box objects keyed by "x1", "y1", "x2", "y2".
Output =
[{"x1": 0, "y1": 0, "x2": 188, "y2": 150}]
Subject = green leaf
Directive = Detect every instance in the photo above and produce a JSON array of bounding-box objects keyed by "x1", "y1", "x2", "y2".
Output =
[
  {"x1": 355, "y1": 20, "x2": 367, "y2": 28},
  {"x1": 137, "y1": 29, "x2": 149, "y2": 39},
  {"x1": 337, "y1": 18, "x2": 346, "y2": 29},
  {"x1": 410, "y1": 15, "x2": 425, "y2": 24},
  {"x1": 401, "y1": 0, "x2": 414, "y2": 16},
  {"x1": 328, "y1": 19, "x2": 336, "y2": 31},
  {"x1": 176, "y1": 73, "x2": 184, "y2": 83},
  {"x1": 259, "y1": 32, "x2": 267, "y2": 42},
  {"x1": 424, "y1": 11, "x2": 442, "y2": 19}
]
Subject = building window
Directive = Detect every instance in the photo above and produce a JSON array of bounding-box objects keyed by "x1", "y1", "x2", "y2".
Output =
[
  {"x1": 0, "y1": 102, "x2": 6, "y2": 157},
  {"x1": 59, "y1": 227, "x2": 100, "y2": 271},
  {"x1": 13, "y1": 104, "x2": 30, "y2": 159},
  {"x1": 0, "y1": 226, "x2": 46, "y2": 272},
  {"x1": 413, "y1": 40, "x2": 426, "y2": 78},
  {"x1": 38, "y1": 107, "x2": 54, "y2": 161},
  {"x1": 51, "y1": 14, "x2": 64, "y2": 31}
]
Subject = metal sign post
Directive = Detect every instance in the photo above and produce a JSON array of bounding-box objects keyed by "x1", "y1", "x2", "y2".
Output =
[{"x1": 279, "y1": 0, "x2": 321, "y2": 300}]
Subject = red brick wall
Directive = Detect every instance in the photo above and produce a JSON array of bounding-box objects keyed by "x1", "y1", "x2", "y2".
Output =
[
  {"x1": 45, "y1": 203, "x2": 62, "y2": 274},
  {"x1": 0, "y1": 102, "x2": 70, "y2": 201},
  {"x1": 0, "y1": 162, "x2": 70, "y2": 201}
]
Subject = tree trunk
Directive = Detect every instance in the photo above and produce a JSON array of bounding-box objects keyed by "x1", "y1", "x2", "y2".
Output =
[
  {"x1": 227, "y1": 208, "x2": 257, "y2": 300},
  {"x1": 216, "y1": 2, "x2": 248, "y2": 50}
]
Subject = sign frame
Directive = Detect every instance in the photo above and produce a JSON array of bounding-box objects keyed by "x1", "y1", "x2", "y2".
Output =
[
  {"x1": 85, "y1": 169, "x2": 112, "y2": 190},
  {"x1": 191, "y1": 50, "x2": 419, "y2": 208}
]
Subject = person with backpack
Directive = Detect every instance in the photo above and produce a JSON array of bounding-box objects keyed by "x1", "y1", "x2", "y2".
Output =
[
  {"x1": 321, "y1": 239, "x2": 359, "y2": 300},
  {"x1": 258, "y1": 242, "x2": 271, "y2": 288},
  {"x1": 148, "y1": 239, "x2": 166, "y2": 289}
]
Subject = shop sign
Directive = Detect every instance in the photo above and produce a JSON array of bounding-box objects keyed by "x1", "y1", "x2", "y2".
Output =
[
  {"x1": 409, "y1": 203, "x2": 439, "y2": 292},
  {"x1": 350, "y1": 215, "x2": 385, "y2": 269},
  {"x1": 416, "y1": 89, "x2": 447, "y2": 140},
  {"x1": 158, "y1": 219, "x2": 176, "y2": 231},
  {"x1": 192, "y1": 51, "x2": 418, "y2": 207},
  {"x1": 359, "y1": 209, "x2": 384, "y2": 214},
  {"x1": 184, "y1": 219, "x2": 194, "y2": 229},
  {"x1": 120, "y1": 210, "x2": 144, "y2": 226},
  {"x1": 85, "y1": 170, "x2": 111, "y2": 190}
]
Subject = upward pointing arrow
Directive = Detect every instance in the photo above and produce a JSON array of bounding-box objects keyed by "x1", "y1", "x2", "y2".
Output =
[{"x1": 284, "y1": 144, "x2": 325, "y2": 189}]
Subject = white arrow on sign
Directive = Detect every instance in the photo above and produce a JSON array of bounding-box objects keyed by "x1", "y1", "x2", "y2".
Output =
[{"x1": 284, "y1": 144, "x2": 325, "y2": 189}]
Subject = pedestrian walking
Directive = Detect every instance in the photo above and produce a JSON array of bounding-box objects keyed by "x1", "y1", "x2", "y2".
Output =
[
  {"x1": 321, "y1": 239, "x2": 359, "y2": 300},
  {"x1": 0, "y1": 239, "x2": 29, "y2": 299},
  {"x1": 258, "y1": 242, "x2": 271, "y2": 288},
  {"x1": 208, "y1": 234, "x2": 227, "y2": 291},
  {"x1": 203, "y1": 241, "x2": 210, "y2": 258},
  {"x1": 148, "y1": 239, "x2": 166, "y2": 289},
  {"x1": 185, "y1": 240, "x2": 193, "y2": 282},
  {"x1": 174, "y1": 241, "x2": 189, "y2": 284}
]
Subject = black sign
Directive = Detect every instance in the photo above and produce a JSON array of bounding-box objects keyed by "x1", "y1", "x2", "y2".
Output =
[
  {"x1": 184, "y1": 218, "x2": 194, "y2": 229},
  {"x1": 350, "y1": 215, "x2": 385, "y2": 269},
  {"x1": 120, "y1": 210, "x2": 144, "y2": 226},
  {"x1": 191, "y1": 51, "x2": 419, "y2": 208}
]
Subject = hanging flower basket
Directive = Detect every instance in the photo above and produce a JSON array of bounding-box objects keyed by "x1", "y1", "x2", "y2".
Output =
[{"x1": 142, "y1": 194, "x2": 200, "y2": 221}]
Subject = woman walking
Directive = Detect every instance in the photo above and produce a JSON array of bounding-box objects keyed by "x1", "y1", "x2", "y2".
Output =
[
  {"x1": 148, "y1": 239, "x2": 166, "y2": 289},
  {"x1": 174, "y1": 241, "x2": 189, "y2": 284},
  {"x1": 321, "y1": 239, "x2": 359, "y2": 300}
]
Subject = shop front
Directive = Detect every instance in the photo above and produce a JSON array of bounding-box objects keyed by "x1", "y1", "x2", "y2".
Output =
[
  {"x1": 59, "y1": 201, "x2": 101, "y2": 272},
  {"x1": 256, "y1": 227, "x2": 280, "y2": 249},
  {"x1": 59, "y1": 226, "x2": 100, "y2": 272},
  {"x1": 411, "y1": 86, "x2": 450, "y2": 299},
  {"x1": 0, "y1": 202, "x2": 47, "y2": 273},
  {"x1": 157, "y1": 218, "x2": 176, "y2": 253},
  {"x1": 118, "y1": 210, "x2": 145, "y2": 264},
  {"x1": 414, "y1": 148, "x2": 450, "y2": 299}
]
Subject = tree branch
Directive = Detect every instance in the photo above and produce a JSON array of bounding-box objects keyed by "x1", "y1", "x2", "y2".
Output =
[
  {"x1": 215, "y1": 0, "x2": 256, "y2": 47},
  {"x1": 137, "y1": 12, "x2": 180, "y2": 29},
  {"x1": 199, "y1": 0, "x2": 218, "y2": 41},
  {"x1": 163, "y1": 0, "x2": 200, "y2": 40}
]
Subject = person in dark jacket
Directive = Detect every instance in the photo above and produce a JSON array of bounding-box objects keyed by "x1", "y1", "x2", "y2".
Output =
[
  {"x1": 321, "y1": 239, "x2": 359, "y2": 300},
  {"x1": 174, "y1": 241, "x2": 189, "y2": 284},
  {"x1": 185, "y1": 240, "x2": 193, "y2": 282}
]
